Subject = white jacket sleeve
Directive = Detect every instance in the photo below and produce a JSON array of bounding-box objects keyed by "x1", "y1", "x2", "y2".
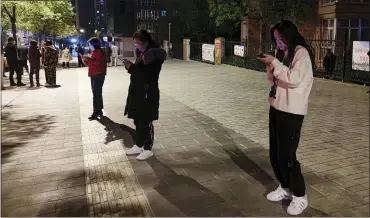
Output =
[
  {"x1": 266, "y1": 65, "x2": 274, "y2": 85},
  {"x1": 271, "y1": 48, "x2": 308, "y2": 88}
]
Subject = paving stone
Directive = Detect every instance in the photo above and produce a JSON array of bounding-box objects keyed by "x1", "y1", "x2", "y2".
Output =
[
  {"x1": 310, "y1": 192, "x2": 367, "y2": 214},
  {"x1": 311, "y1": 181, "x2": 347, "y2": 196},
  {"x1": 349, "y1": 204, "x2": 370, "y2": 217},
  {"x1": 2, "y1": 61, "x2": 369, "y2": 217},
  {"x1": 149, "y1": 201, "x2": 186, "y2": 217},
  {"x1": 2, "y1": 201, "x2": 56, "y2": 217}
]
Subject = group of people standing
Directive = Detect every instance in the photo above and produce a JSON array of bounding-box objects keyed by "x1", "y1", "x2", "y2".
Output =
[
  {"x1": 3, "y1": 37, "x2": 59, "y2": 87},
  {"x1": 83, "y1": 30, "x2": 166, "y2": 161},
  {"x1": 2, "y1": 20, "x2": 316, "y2": 216},
  {"x1": 84, "y1": 22, "x2": 314, "y2": 216}
]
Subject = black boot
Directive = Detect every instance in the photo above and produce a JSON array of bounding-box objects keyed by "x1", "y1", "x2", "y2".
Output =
[
  {"x1": 17, "y1": 82, "x2": 26, "y2": 87},
  {"x1": 88, "y1": 110, "x2": 103, "y2": 120}
]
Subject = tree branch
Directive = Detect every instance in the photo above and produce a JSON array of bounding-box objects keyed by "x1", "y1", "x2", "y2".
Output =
[{"x1": 2, "y1": 5, "x2": 14, "y2": 22}]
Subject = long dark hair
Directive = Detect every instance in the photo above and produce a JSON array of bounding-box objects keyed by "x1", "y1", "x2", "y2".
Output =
[
  {"x1": 88, "y1": 37, "x2": 107, "y2": 61},
  {"x1": 271, "y1": 20, "x2": 316, "y2": 70},
  {"x1": 88, "y1": 37, "x2": 102, "y2": 50},
  {"x1": 133, "y1": 30, "x2": 159, "y2": 48}
]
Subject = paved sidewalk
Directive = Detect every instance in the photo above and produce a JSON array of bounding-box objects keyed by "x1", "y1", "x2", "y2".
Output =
[
  {"x1": 1, "y1": 69, "x2": 87, "y2": 216},
  {"x1": 1, "y1": 60, "x2": 369, "y2": 217}
]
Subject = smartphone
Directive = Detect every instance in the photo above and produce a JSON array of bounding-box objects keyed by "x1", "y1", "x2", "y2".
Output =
[
  {"x1": 258, "y1": 53, "x2": 266, "y2": 58},
  {"x1": 118, "y1": 57, "x2": 129, "y2": 64}
]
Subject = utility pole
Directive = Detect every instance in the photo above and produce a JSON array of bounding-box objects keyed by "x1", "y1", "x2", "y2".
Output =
[{"x1": 168, "y1": 23, "x2": 171, "y2": 43}]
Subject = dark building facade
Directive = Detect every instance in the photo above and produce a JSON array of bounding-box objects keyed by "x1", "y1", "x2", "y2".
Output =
[
  {"x1": 72, "y1": 0, "x2": 96, "y2": 31},
  {"x1": 107, "y1": 0, "x2": 210, "y2": 43},
  {"x1": 319, "y1": 0, "x2": 370, "y2": 42},
  {"x1": 94, "y1": 0, "x2": 108, "y2": 34},
  {"x1": 106, "y1": 0, "x2": 136, "y2": 37},
  {"x1": 134, "y1": 0, "x2": 170, "y2": 42}
]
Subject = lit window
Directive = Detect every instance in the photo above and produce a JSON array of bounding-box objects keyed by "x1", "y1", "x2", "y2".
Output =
[{"x1": 161, "y1": 10, "x2": 166, "y2": 16}]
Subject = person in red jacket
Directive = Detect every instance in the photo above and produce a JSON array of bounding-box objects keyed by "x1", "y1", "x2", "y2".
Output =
[{"x1": 81, "y1": 37, "x2": 107, "y2": 120}]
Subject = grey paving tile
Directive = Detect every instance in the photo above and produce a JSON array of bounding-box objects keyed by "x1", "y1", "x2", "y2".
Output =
[{"x1": 3, "y1": 61, "x2": 369, "y2": 217}]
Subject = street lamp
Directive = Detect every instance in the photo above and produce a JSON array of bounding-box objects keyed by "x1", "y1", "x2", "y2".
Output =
[
  {"x1": 168, "y1": 23, "x2": 171, "y2": 43},
  {"x1": 79, "y1": 29, "x2": 85, "y2": 33}
]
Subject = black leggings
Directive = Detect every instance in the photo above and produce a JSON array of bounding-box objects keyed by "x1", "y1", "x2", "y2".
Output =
[
  {"x1": 90, "y1": 74, "x2": 105, "y2": 111},
  {"x1": 134, "y1": 120, "x2": 154, "y2": 150},
  {"x1": 269, "y1": 106, "x2": 306, "y2": 197}
]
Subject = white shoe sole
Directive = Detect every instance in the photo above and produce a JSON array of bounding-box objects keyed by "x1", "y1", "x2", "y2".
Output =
[
  {"x1": 287, "y1": 204, "x2": 308, "y2": 216},
  {"x1": 136, "y1": 153, "x2": 153, "y2": 161},
  {"x1": 267, "y1": 195, "x2": 292, "y2": 202},
  {"x1": 126, "y1": 149, "x2": 143, "y2": 155}
]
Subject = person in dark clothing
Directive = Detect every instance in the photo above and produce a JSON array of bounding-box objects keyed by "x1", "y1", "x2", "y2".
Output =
[
  {"x1": 323, "y1": 49, "x2": 336, "y2": 77},
  {"x1": 18, "y1": 44, "x2": 29, "y2": 74},
  {"x1": 105, "y1": 44, "x2": 112, "y2": 66},
  {"x1": 76, "y1": 44, "x2": 85, "y2": 67},
  {"x1": 81, "y1": 37, "x2": 107, "y2": 120},
  {"x1": 4, "y1": 37, "x2": 26, "y2": 86},
  {"x1": 28, "y1": 40, "x2": 42, "y2": 87},
  {"x1": 69, "y1": 46, "x2": 73, "y2": 55},
  {"x1": 43, "y1": 40, "x2": 59, "y2": 87},
  {"x1": 123, "y1": 30, "x2": 167, "y2": 161}
]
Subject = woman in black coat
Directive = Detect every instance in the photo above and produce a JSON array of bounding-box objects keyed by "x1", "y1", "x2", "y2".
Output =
[{"x1": 123, "y1": 30, "x2": 166, "y2": 160}]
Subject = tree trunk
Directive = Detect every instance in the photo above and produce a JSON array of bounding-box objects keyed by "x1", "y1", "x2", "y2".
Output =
[
  {"x1": 11, "y1": 5, "x2": 16, "y2": 41},
  {"x1": 3, "y1": 5, "x2": 17, "y2": 44}
]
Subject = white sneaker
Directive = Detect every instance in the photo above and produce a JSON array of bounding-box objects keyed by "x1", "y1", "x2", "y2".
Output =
[
  {"x1": 266, "y1": 185, "x2": 292, "y2": 201},
  {"x1": 126, "y1": 145, "x2": 143, "y2": 155},
  {"x1": 287, "y1": 195, "x2": 308, "y2": 216},
  {"x1": 136, "y1": 150, "x2": 153, "y2": 160}
]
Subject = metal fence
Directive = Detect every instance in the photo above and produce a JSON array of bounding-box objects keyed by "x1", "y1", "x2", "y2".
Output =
[
  {"x1": 223, "y1": 39, "x2": 370, "y2": 85},
  {"x1": 171, "y1": 42, "x2": 183, "y2": 60},
  {"x1": 189, "y1": 42, "x2": 203, "y2": 62},
  {"x1": 172, "y1": 39, "x2": 370, "y2": 85},
  {"x1": 223, "y1": 41, "x2": 273, "y2": 71}
]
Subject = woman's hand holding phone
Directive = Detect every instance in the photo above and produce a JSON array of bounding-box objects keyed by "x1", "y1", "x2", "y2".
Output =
[
  {"x1": 257, "y1": 53, "x2": 276, "y2": 65},
  {"x1": 119, "y1": 57, "x2": 133, "y2": 68}
]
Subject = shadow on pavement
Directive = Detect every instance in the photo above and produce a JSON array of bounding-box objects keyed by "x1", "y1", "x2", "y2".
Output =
[
  {"x1": 37, "y1": 169, "x2": 148, "y2": 217},
  {"x1": 1, "y1": 108, "x2": 56, "y2": 163},
  {"x1": 146, "y1": 156, "x2": 244, "y2": 216},
  {"x1": 28, "y1": 86, "x2": 43, "y2": 90},
  {"x1": 93, "y1": 98, "x2": 328, "y2": 216},
  {"x1": 45, "y1": 85, "x2": 62, "y2": 88},
  {"x1": 193, "y1": 116, "x2": 277, "y2": 190},
  {"x1": 191, "y1": 114, "x2": 329, "y2": 217},
  {"x1": 97, "y1": 116, "x2": 136, "y2": 148},
  {"x1": 38, "y1": 170, "x2": 88, "y2": 217}
]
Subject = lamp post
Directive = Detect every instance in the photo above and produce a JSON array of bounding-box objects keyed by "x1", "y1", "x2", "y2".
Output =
[{"x1": 168, "y1": 23, "x2": 171, "y2": 43}]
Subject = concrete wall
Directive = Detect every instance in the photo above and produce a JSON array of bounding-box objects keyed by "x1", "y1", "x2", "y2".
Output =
[{"x1": 122, "y1": 37, "x2": 135, "y2": 57}]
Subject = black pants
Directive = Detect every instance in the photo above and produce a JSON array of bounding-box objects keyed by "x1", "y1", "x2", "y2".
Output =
[
  {"x1": 20, "y1": 59, "x2": 29, "y2": 73},
  {"x1": 62, "y1": 62, "x2": 70, "y2": 68},
  {"x1": 134, "y1": 120, "x2": 154, "y2": 150},
  {"x1": 9, "y1": 64, "x2": 22, "y2": 85},
  {"x1": 29, "y1": 65, "x2": 40, "y2": 85},
  {"x1": 90, "y1": 74, "x2": 105, "y2": 112},
  {"x1": 269, "y1": 106, "x2": 306, "y2": 197},
  {"x1": 78, "y1": 56, "x2": 85, "y2": 67}
]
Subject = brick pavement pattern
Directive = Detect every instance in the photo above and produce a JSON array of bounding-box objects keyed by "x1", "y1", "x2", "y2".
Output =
[{"x1": 1, "y1": 60, "x2": 369, "y2": 217}]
